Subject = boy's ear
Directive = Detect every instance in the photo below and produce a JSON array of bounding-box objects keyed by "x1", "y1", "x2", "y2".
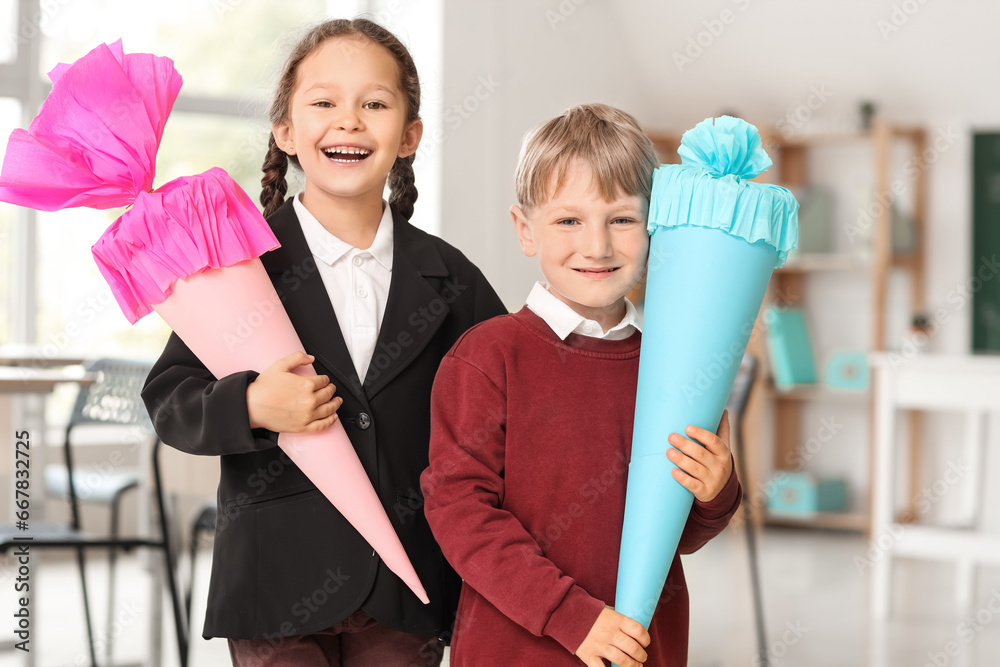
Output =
[
  {"x1": 272, "y1": 121, "x2": 296, "y2": 156},
  {"x1": 398, "y1": 119, "x2": 423, "y2": 158},
  {"x1": 511, "y1": 204, "x2": 536, "y2": 257}
]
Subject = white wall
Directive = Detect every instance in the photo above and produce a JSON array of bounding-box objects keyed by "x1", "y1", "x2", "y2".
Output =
[
  {"x1": 439, "y1": 0, "x2": 655, "y2": 307},
  {"x1": 439, "y1": 0, "x2": 1000, "y2": 529},
  {"x1": 366, "y1": 0, "x2": 445, "y2": 236}
]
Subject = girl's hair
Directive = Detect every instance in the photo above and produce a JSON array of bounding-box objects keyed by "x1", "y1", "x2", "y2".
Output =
[
  {"x1": 261, "y1": 18, "x2": 421, "y2": 219},
  {"x1": 514, "y1": 103, "x2": 658, "y2": 211}
]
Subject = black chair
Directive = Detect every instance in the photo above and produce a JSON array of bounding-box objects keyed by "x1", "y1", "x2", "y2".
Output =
[
  {"x1": 184, "y1": 499, "x2": 217, "y2": 659},
  {"x1": 726, "y1": 355, "x2": 769, "y2": 667},
  {"x1": 0, "y1": 358, "x2": 188, "y2": 667},
  {"x1": 44, "y1": 441, "x2": 140, "y2": 663}
]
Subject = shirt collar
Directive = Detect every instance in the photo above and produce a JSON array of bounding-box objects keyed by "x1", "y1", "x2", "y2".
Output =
[
  {"x1": 525, "y1": 281, "x2": 642, "y2": 340},
  {"x1": 293, "y1": 193, "x2": 394, "y2": 270}
]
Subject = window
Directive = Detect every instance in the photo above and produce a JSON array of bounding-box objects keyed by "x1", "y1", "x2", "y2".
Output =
[
  {"x1": 0, "y1": 97, "x2": 19, "y2": 344},
  {"x1": 0, "y1": 1, "x2": 19, "y2": 63},
  {"x1": 39, "y1": 0, "x2": 333, "y2": 98},
  {"x1": 27, "y1": 0, "x2": 338, "y2": 356},
  {"x1": 2, "y1": 0, "x2": 443, "y2": 358},
  {"x1": 34, "y1": 111, "x2": 270, "y2": 356}
]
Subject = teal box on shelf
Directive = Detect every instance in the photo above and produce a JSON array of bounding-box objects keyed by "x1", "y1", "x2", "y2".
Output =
[
  {"x1": 767, "y1": 472, "x2": 847, "y2": 514},
  {"x1": 825, "y1": 350, "x2": 869, "y2": 390},
  {"x1": 765, "y1": 307, "x2": 817, "y2": 389}
]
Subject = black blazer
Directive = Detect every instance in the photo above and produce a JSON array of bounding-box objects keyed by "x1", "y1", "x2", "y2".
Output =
[{"x1": 142, "y1": 200, "x2": 506, "y2": 640}]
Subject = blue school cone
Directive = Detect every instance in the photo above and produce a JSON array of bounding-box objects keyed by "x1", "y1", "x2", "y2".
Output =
[{"x1": 614, "y1": 117, "x2": 799, "y2": 641}]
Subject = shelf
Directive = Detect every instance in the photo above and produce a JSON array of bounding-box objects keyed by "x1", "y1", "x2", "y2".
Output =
[
  {"x1": 891, "y1": 126, "x2": 926, "y2": 141},
  {"x1": 891, "y1": 253, "x2": 919, "y2": 269},
  {"x1": 768, "y1": 383, "x2": 869, "y2": 403},
  {"x1": 778, "y1": 253, "x2": 869, "y2": 273},
  {"x1": 777, "y1": 253, "x2": 919, "y2": 273},
  {"x1": 767, "y1": 131, "x2": 873, "y2": 148},
  {"x1": 765, "y1": 510, "x2": 868, "y2": 532},
  {"x1": 766, "y1": 126, "x2": 923, "y2": 147},
  {"x1": 651, "y1": 124, "x2": 925, "y2": 153}
]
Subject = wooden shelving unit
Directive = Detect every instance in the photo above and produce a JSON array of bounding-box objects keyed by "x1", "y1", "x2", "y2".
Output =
[
  {"x1": 767, "y1": 384, "x2": 869, "y2": 404},
  {"x1": 763, "y1": 120, "x2": 927, "y2": 533},
  {"x1": 779, "y1": 253, "x2": 868, "y2": 273},
  {"x1": 643, "y1": 119, "x2": 928, "y2": 533},
  {"x1": 765, "y1": 510, "x2": 870, "y2": 532}
]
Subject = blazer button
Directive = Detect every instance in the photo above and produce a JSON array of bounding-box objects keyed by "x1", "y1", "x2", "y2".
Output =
[{"x1": 357, "y1": 412, "x2": 372, "y2": 430}]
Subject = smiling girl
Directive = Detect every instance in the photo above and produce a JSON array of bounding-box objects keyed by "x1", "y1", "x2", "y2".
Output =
[{"x1": 143, "y1": 18, "x2": 505, "y2": 666}]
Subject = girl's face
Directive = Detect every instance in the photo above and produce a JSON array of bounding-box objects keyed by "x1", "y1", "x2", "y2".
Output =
[{"x1": 273, "y1": 36, "x2": 422, "y2": 211}]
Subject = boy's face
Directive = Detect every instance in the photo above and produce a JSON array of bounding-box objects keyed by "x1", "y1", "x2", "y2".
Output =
[{"x1": 511, "y1": 159, "x2": 649, "y2": 327}]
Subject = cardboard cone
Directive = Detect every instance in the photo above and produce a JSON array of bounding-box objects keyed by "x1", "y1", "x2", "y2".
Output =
[
  {"x1": 615, "y1": 227, "x2": 776, "y2": 629},
  {"x1": 613, "y1": 117, "x2": 798, "y2": 650},
  {"x1": 153, "y1": 258, "x2": 429, "y2": 604}
]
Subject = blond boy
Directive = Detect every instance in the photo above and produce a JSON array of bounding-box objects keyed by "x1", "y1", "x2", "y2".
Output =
[{"x1": 422, "y1": 104, "x2": 740, "y2": 667}]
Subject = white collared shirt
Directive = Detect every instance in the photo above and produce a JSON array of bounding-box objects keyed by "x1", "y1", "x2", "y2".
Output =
[
  {"x1": 526, "y1": 281, "x2": 642, "y2": 341},
  {"x1": 293, "y1": 193, "x2": 393, "y2": 381}
]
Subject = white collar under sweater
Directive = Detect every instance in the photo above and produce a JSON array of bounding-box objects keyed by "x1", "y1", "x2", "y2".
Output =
[{"x1": 526, "y1": 281, "x2": 642, "y2": 341}]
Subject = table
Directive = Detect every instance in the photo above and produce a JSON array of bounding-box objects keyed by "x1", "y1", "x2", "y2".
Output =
[
  {"x1": 1, "y1": 366, "x2": 96, "y2": 518},
  {"x1": 1, "y1": 365, "x2": 96, "y2": 515},
  {"x1": 1, "y1": 366, "x2": 96, "y2": 667},
  {"x1": 0, "y1": 345, "x2": 86, "y2": 369},
  {"x1": 870, "y1": 353, "x2": 1000, "y2": 619},
  {"x1": 0, "y1": 365, "x2": 93, "y2": 389},
  {"x1": 0, "y1": 348, "x2": 88, "y2": 500}
]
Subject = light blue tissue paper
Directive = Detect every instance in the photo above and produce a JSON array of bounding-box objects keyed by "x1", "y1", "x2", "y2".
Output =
[{"x1": 648, "y1": 116, "x2": 799, "y2": 268}]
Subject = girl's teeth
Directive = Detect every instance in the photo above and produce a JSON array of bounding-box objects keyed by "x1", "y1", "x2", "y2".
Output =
[
  {"x1": 326, "y1": 147, "x2": 370, "y2": 154},
  {"x1": 323, "y1": 147, "x2": 372, "y2": 162}
]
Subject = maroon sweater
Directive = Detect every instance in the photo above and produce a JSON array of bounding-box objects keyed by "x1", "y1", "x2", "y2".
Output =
[{"x1": 422, "y1": 307, "x2": 741, "y2": 666}]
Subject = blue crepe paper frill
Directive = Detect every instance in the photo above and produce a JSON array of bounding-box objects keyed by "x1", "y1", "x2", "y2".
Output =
[{"x1": 648, "y1": 116, "x2": 799, "y2": 267}]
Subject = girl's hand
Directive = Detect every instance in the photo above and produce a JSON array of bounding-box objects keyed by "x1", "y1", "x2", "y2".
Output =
[
  {"x1": 575, "y1": 607, "x2": 649, "y2": 667},
  {"x1": 246, "y1": 352, "x2": 342, "y2": 433},
  {"x1": 666, "y1": 409, "x2": 733, "y2": 503}
]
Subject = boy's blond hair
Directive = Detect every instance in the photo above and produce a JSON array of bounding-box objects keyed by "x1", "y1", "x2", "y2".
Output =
[{"x1": 514, "y1": 103, "x2": 659, "y2": 210}]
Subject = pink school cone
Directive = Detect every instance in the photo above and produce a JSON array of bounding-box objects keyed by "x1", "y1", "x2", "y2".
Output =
[
  {"x1": 0, "y1": 40, "x2": 426, "y2": 603},
  {"x1": 153, "y1": 258, "x2": 429, "y2": 604}
]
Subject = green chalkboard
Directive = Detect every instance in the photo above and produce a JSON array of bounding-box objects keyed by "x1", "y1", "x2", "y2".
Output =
[{"x1": 973, "y1": 132, "x2": 1000, "y2": 352}]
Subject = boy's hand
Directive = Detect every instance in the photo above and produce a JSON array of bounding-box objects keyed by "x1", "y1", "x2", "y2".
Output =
[
  {"x1": 666, "y1": 409, "x2": 733, "y2": 503},
  {"x1": 247, "y1": 352, "x2": 342, "y2": 433},
  {"x1": 575, "y1": 606, "x2": 649, "y2": 667}
]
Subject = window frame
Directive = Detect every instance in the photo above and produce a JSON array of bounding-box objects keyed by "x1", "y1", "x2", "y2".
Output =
[
  {"x1": 1, "y1": 0, "x2": 271, "y2": 346},
  {"x1": 2, "y1": 0, "x2": 443, "y2": 348}
]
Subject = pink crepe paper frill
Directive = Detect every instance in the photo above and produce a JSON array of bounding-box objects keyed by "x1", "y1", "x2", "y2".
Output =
[
  {"x1": 0, "y1": 40, "x2": 182, "y2": 210},
  {"x1": 0, "y1": 40, "x2": 279, "y2": 323},
  {"x1": 92, "y1": 167, "x2": 279, "y2": 324}
]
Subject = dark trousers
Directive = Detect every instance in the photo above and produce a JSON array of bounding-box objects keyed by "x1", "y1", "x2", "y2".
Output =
[{"x1": 228, "y1": 610, "x2": 444, "y2": 667}]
